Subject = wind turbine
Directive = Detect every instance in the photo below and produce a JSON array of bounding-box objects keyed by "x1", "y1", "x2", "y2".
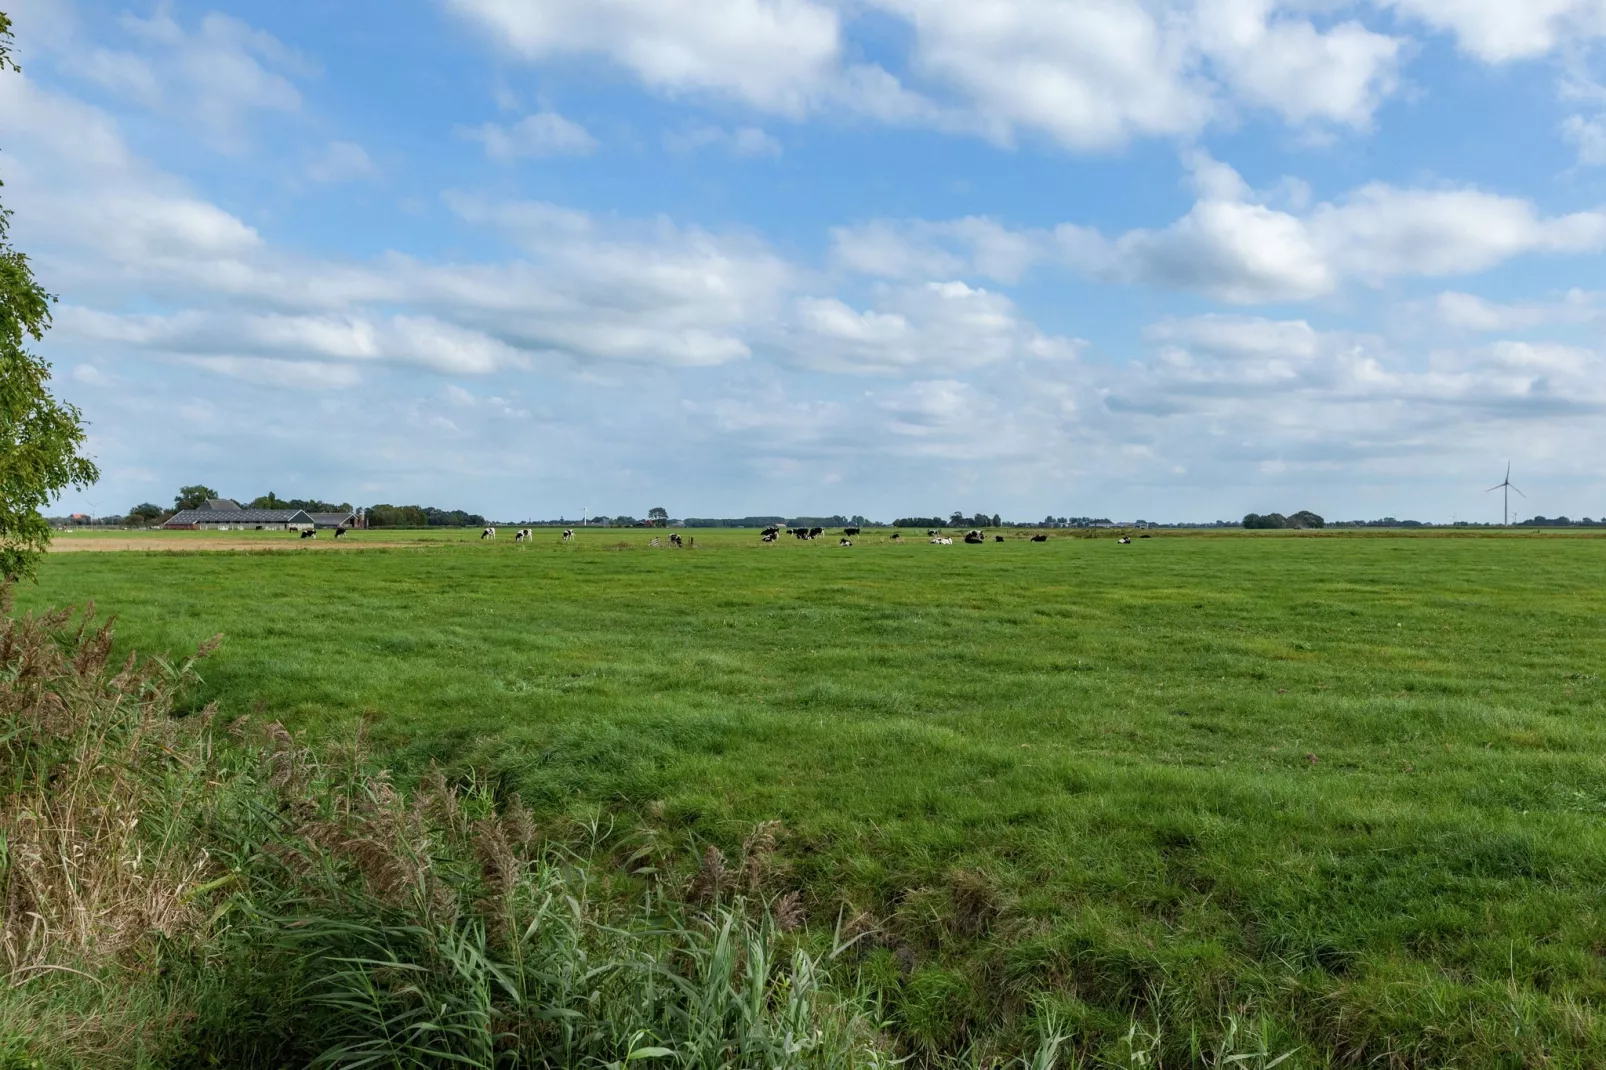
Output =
[{"x1": 1486, "y1": 462, "x2": 1525, "y2": 526}]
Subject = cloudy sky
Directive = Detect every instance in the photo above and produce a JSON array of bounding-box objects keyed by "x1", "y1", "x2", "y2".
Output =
[{"x1": 6, "y1": 0, "x2": 1606, "y2": 523}]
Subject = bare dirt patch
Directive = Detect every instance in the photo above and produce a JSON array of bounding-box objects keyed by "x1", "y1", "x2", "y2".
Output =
[{"x1": 48, "y1": 537, "x2": 408, "y2": 552}]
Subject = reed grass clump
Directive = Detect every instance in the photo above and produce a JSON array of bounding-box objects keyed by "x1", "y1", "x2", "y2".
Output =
[{"x1": 0, "y1": 590, "x2": 917, "y2": 1068}]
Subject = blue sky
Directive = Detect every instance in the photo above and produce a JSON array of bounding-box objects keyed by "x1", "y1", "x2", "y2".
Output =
[{"x1": 6, "y1": 0, "x2": 1606, "y2": 523}]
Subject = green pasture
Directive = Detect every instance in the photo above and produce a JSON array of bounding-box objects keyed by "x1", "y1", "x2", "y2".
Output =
[{"x1": 20, "y1": 528, "x2": 1606, "y2": 1066}]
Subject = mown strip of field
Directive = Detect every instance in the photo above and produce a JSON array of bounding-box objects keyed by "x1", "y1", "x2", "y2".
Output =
[{"x1": 23, "y1": 530, "x2": 1606, "y2": 1066}]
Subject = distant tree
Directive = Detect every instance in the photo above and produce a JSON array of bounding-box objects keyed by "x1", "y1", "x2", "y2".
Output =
[
  {"x1": 613, "y1": 516, "x2": 638, "y2": 527},
  {"x1": 0, "y1": 14, "x2": 100, "y2": 579},
  {"x1": 1243, "y1": 513, "x2": 1289, "y2": 529},
  {"x1": 991, "y1": 513, "x2": 1002, "y2": 528},
  {"x1": 175, "y1": 485, "x2": 220, "y2": 511},
  {"x1": 1288, "y1": 510, "x2": 1325, "y2": 529},
  {"x1": 949, "y1": 510, "x2": 965, "y2": 526},
  {"x1": 249, "y1": 491, "x2": 284, "y2": 509},
  {"x1": 647, "y1": 506, "x2": 669, "y2": 526},
  {"x1": 127, "y1": 503, "x2": 164, "y2": 523}
]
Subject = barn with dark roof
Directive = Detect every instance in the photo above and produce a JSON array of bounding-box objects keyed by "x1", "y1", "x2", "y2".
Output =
[{"x1": 163, "y1": 499, "x2": 315, "y2": 531}]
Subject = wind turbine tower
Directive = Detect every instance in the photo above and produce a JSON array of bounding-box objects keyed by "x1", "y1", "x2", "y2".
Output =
[{"x1": 1486, "y1": 462, "x2": 1525, "y2": 526}]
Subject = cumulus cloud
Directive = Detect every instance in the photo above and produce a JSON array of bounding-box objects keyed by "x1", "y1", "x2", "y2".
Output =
[
  {"x1": 464, "y1": 112, "x2": 598, "y2": 159},
  {"x1": 444, "y1": 0, "x2": 844, "y2": 115},
  {"x1": 1429, "y1": 290, "x2": 1601, "y2": 331},
  {"x1": 1376, "y1": 0, "x2": 1606, "y2": 63},
  {"x1": 446, "y1": 0, "x2": 1415, "y2": 150},
  {"x1": 786, "y1": 281, "x2": 1081, "y2": 374},
  {"x1": 838, "y1": 156, "x2": 1606, "y2": 304}
]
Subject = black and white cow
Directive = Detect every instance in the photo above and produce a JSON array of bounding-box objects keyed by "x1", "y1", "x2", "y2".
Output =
[
  {"x1": 334, "y1": 527, "x2": 347, "y2": 539},
  {"x1": 299, "y1": 529, "x2": 316, "y2": 539},
  {"x1": 843, "y1": 526, "x2": 861, "y2": 536},
  {"x1": 481, "y1": 527, "x2": 496, "y2": 539}
]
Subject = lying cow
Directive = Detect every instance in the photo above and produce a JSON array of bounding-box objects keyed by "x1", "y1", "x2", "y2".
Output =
[
  {"x1": 299, "y1": 529, "x2": 316, "y2": 539},
  {"x1": 930, "y1": 536, "x2": 953, "y2": 545},
  {"x1": 839, "y1": 538, "x2": 853, "y2": 547},
  {"x1": 964, "y1": 530, "x2": 986, "y2": 544},
  {"x1": 1030, "y1": 534, "x2": 1048, "y2": 542}
]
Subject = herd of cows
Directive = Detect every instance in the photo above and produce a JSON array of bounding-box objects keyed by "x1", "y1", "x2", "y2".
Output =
[{"x1": 452, "y1": 525, "x2": 1151, "y2": 547}]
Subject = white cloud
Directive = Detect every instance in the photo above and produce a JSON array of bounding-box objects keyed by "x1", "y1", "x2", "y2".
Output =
[
  {"x1": 307, "y1": 140, "x2": 378, "y2": 182},
  {"x1": 1562, "y1": 113, "x2": 1606, "y2": 166},
  {"x1": 868, "y1": 0, "x2": 1214, "y2": 149},
  {"x1": 445, "y1": 0, "x2": 843, "y2": 115},
  {"x1": 1376, "y1": 0, "x2": 1606, "y2": 63},
  {"x1": 446, "y1": 0, "x2": 1413, "y2": 149},
  {"x1": 830, "y1": 217, "x2": 1050, "y2": 283},
  {"x1": 1430, "y1": 290, "x2": 1600, "y2": 331},
  {"x1": 664, "y1": 124, "x2": 783, "y2": 157},
  {"x1": 465, "y1": 112, "x2": 598, "y2": 159},
  {"x1": 786, "y1": 281, "x2": 1081, "y2": 374},
  {"x1": 1193, "y1": 0, "x2": 1403, "y2": 127},
  {"x1": 63, "y1": 9, "x2": 307, "y2": 148}
]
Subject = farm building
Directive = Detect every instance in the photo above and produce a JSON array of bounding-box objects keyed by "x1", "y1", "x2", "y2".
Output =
[
  {"x1": 308, "y1": 510, "x2": 360, "y2": 529},
  {"x1": 163, "y1": 499, "x2": 314, "y2": 531}
]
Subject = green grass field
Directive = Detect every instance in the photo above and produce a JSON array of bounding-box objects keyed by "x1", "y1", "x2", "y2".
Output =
[{"x1": 20, "y1": 528, "x2": 1606, "y2": 1066}]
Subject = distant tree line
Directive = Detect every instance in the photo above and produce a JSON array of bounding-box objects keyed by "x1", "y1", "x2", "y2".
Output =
[
  {"x1": 1243, "y1": 511, "x2": 1325, "y2": 529},
  {"x1": 367, "y1": 504, "x2": 487, "y2": 528}
]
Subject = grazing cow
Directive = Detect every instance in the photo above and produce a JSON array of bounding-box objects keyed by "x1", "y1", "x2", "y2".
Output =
[
  {"x1": 562, "y1": 528, "x2": 574, "y2": 541},
  {"x1": 1030, "y1": 534, "x2": 1048, "y2": 542},
  {"x1": 839, "y1": 538, "x2": 853, "y2": 547},
  {"x1": 669, "y1": 532, "x2": 683, "y2": 548},
  {"x1": 930, "y1": 536, "x2": 953, "y2": 545},
  {"x1": 334, "y1": 527, "x2": 346, "y2": 539},
  {"x1": 890, "y1": 532, "x2": 902, "y2": 541},
  {"x1": 761, "y1": 524, "x2": 782, "y2": 537},
  {"x1": 843, "y1": 526, "x2": 861, "y2": 536},
  {"x1": 514, "y1": 529, "x2": 528, "y2": 542},
  {"x1": 299, "y1": 529, "x2": 316, "y2": 539},
  {"x1": 481, "y1": 527, "x2": 496, "y2": 539},
  {"x1": 994, "y1": 535, "x2": 1004, "y2": 542},
  {"x1": 809, "y1": 526, "x2": 823, "y2": 539}
]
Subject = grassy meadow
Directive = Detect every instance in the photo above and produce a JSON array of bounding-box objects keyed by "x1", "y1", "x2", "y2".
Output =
[{"x1": 20, "y1": 526, "x2": 1606, "y2": 1066}]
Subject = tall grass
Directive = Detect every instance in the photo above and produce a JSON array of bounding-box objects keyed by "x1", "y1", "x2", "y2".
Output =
[{"x1": 0, "y1": 590, "x2": 929, "y2": 1068}]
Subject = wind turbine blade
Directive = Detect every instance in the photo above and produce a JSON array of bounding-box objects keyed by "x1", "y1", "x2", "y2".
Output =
[
  {"x1": 1506, "y1": 461, "x2": 1512, "y2": 481},
  {"x1": 1486, "y1": 484, "x2": 1504, "y2": 492},
  {"x1": 1510, "y1": 484, "x2": 1526, "y2": 498}
]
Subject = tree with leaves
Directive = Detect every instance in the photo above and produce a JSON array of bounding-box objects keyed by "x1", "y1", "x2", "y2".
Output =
[
  {"x1": 647, "y1": 506, "x2": 668, "y2": 526},
  {"x1": 174, "y1": 485, "x2": 221, "y2": 510},
  {"x1": 0, "y1": 14, "x2": 100, "y2": 579}
]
